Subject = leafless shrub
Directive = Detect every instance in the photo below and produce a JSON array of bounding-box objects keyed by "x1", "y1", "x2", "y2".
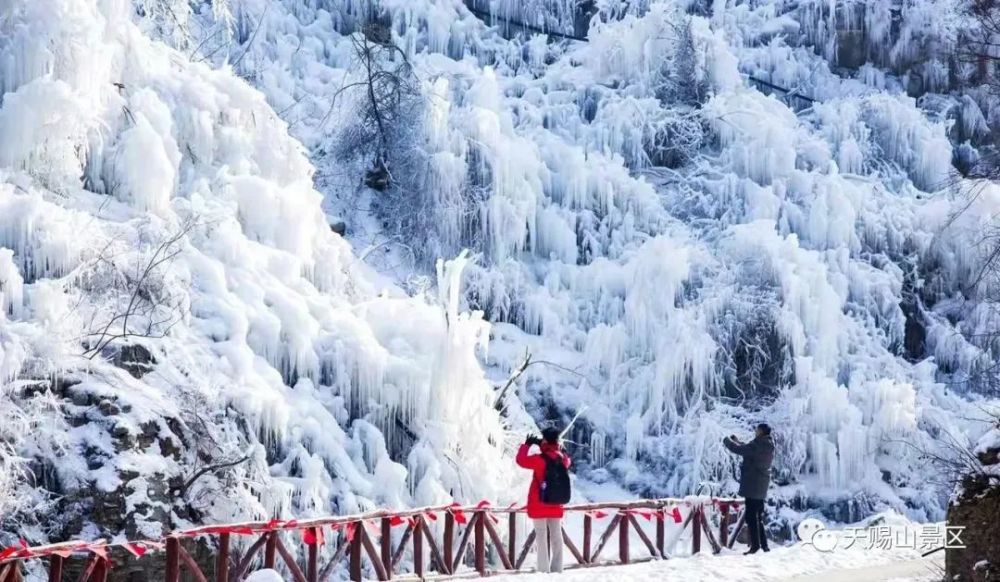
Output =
[{"x1": 80, "y1": 221, "x2": 194, "y2": 359}]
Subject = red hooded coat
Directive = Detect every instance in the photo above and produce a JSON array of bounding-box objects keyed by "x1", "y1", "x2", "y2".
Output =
[{"x1": 516, "y1": 442, "x2": 571, "y2": 519}]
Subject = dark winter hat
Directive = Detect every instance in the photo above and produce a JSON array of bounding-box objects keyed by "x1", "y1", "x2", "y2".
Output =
[
  {"x1": 541, "y1": 427, "x2": 562, "y2": 444},
  {"x1": 757, "y1": 423, "x2": 772, "y2": 436}
]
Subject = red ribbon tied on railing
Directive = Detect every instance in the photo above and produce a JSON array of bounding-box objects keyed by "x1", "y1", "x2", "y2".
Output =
[
  {"x1": 627, "y1": 509, "x2": 654, "y2": 521},
  {"x1": 448, "y1": 503, "x2": 468, "y2": 525},
  {"x1": 474, "y1": 501, "x2": 500, "y2": 524},
  {"x1": 123, "y1": 543, "x2": 147, "y2": 558},
  {"x1": 586, "y1": 510, "x2": 609, "y2": 519},
  {"x1": 670, "y1": 507, "x2": 683, "y2": 523},
  {"x1": 301, "y1": 527, "x2": 325, "y2": 546}
]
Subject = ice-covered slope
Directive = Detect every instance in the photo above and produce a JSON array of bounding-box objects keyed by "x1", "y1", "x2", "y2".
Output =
[
  {"x1": 3, "y1": 0, "x2": 1000, "y2": 542},
  {"x1": 0, "y1": 0, "x2": 510, "y2": 541},
  {"x1": 178, "y1": 0, "x2": 1000, "y2": 522}
]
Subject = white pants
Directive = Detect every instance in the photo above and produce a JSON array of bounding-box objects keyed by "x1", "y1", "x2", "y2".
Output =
[{"x1": 533, "y1": 518, "x2": 564, "y2": 573}]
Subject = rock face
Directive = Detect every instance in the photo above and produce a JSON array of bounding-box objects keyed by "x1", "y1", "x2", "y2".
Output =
[
  {"x1": 111, "y1": 343, "x2": 157, "y2": 379},
  {"x1": 946, "y1": 428, "x2": 1000, "y2": 582}
]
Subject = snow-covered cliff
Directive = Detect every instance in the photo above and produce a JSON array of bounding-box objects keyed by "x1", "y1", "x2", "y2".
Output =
[
  {"x1": 0, "y1": 0, "x2": 509, "y2": 541},
  {"x1": 3, "y1": 0, "x2": 1000, "y2": 543}
]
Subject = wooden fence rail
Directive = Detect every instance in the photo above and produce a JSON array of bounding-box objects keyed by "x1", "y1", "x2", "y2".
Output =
[{"x1": 0, "y1": 498, "x2": 746, "y2": 582}]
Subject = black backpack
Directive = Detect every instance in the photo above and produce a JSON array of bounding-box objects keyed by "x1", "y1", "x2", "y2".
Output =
[{"x1": 539, "y1": 454, "x2": 571, "y2": 504}]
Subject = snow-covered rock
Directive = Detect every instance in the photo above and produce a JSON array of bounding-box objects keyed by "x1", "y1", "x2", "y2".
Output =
[
  {"x1": 245, "y1": 570, "x2": 285, "y2": 582},
  {"x1": 947, "y1": 444, "x2": 1000, "y2": 581},
  {"x1": 974, "y1": 426, "x2": 1000, "y2": 466}
]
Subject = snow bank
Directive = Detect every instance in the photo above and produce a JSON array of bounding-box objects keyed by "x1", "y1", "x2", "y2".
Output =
[{"x1": 245, "y1": 571, "x2": 284, "y2": 582}]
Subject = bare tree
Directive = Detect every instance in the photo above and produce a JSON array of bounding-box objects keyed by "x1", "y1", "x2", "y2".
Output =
[
  {"x1": 949, "y1": 0, "x2": 1000, "y2": 179},
  {"x1": 656, "y1": 17, "x2": 706, "y2": 108},
  {"x1": 329, "y1": 25, "x2": 424, "y2": 191},
  {"x1": 894, "y1": 409, "x2": 1000, "y2": 491},
  {"x1": 957, "y1": 0, "x2": 1000, "y2": 90}
]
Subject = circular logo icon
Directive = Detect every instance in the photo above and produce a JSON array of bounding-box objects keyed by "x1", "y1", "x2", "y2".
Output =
[
  {"x1": 811, "y1": 529, "x2": 839, "y2": 552},
  {"x1": 797, "y1": 518, "x2": 825, "y2": 543}
]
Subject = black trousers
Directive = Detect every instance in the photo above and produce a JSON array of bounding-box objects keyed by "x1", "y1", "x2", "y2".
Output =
[{"x1": 744, "y1": 498, "x2": 769, "y2": 550}]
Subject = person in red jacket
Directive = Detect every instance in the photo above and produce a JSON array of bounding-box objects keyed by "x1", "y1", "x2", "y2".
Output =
[{"x1": 516, "y1": 427, "x2": 571, "y2": 573}]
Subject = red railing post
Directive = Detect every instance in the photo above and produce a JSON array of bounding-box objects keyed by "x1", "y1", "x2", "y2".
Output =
[
  {"x1": 656, "y1": 510, "x2": 665, "y2": 558},
  {"x1": 2, "y1": 564, "x2": 22, "y2": 582},
  {"x1": 166, "y1": 537, "x2": 180, "y2": 582},
  {"x1": 216, "y1": 532, "x2": 230, "y2": 582},
  {"x1": 49, "y1": 556, "x2": 63, "y2": 582},
  {"x1": 618, "y1": 511, "x2": 630, "y2": 564},
  {"x1": 719, "y1": 504, "x2": 730, "y2": 549},
  {"x1": 380, "y1": 518, "x2": 393, "y2": 579},
  {"x1": 507, "y1": 514, "x2": 517, "y2": 569},
  {"x1": 413, "y1": 518, "x2": 424, "y2": 577},
  {"x1": 92, "y1": 558, "x2": 108, "y2": 582},
  {"x1": 307, "y1": 528, "x2": 319, "y2": 582},
  {"x1": 692, "y1": 507, "x2": 702, "y2": 555},
  {"x1": 583, "y1": 514, "x2": 592, "y2": 564},
  {"x1": 264, "y1": 532, "x2": 277, "y2": 568},
  {"x1": 474, "y1": 511, "x2": 486, "y2": 575},
  {"x1": 349, "y1": 526, "x2": 363, "y2": 582},
  {"x1": 443, "y1": 511, "x2": 455, "y2": 574}
]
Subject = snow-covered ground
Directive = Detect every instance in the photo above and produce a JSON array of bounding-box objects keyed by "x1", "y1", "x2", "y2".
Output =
[
  {"x1": 242, "y1": 543, "x2": 943, "y2": 582},
  {"x1": 490, "y1": 548, "x2": 943, "y2": 582},
  {"x1": 240, "y1": 512, "x2": 946, "y2": 581}
]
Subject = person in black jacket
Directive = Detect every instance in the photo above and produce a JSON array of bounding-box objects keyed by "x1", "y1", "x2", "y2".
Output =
[{"x1": 723, "y1": 423, "x2": 775, "y2": 554}]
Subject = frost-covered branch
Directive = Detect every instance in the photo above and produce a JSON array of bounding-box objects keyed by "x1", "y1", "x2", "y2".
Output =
[
  {"x1": 330, "y1": 28, "x2": 422, "y2": 191},
  {"x1": 82, "y1": 221, "x2": 194, "y2": 359},
  {"x1": 493, "y1": 350, "x2": 532, "y2": 411},
  {"x1": 890, "y1": 412, "x2": 1000, "y2": 491},
  {"x1": 230, "y1": 5, "x2": 267, "y2": 73},
  {"x1": 177, "y1": 455, "x2": 251, "y2": 500}
]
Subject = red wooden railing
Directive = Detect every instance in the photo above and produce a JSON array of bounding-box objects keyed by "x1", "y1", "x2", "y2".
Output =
[{"x1": 0, "y1": 498, "x2": 747, "y2": 581}]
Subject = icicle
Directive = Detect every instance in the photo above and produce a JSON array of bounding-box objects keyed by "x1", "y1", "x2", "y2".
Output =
[
  {"x1": 0, "y1": 249, "x2": 24, "y2": 319},
  {"x1": 624, "y1": 414, "x2": 643, "y2": 462},
  {"x1": 590, "y1": 431, "x2": 608, "y2": 467}
]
